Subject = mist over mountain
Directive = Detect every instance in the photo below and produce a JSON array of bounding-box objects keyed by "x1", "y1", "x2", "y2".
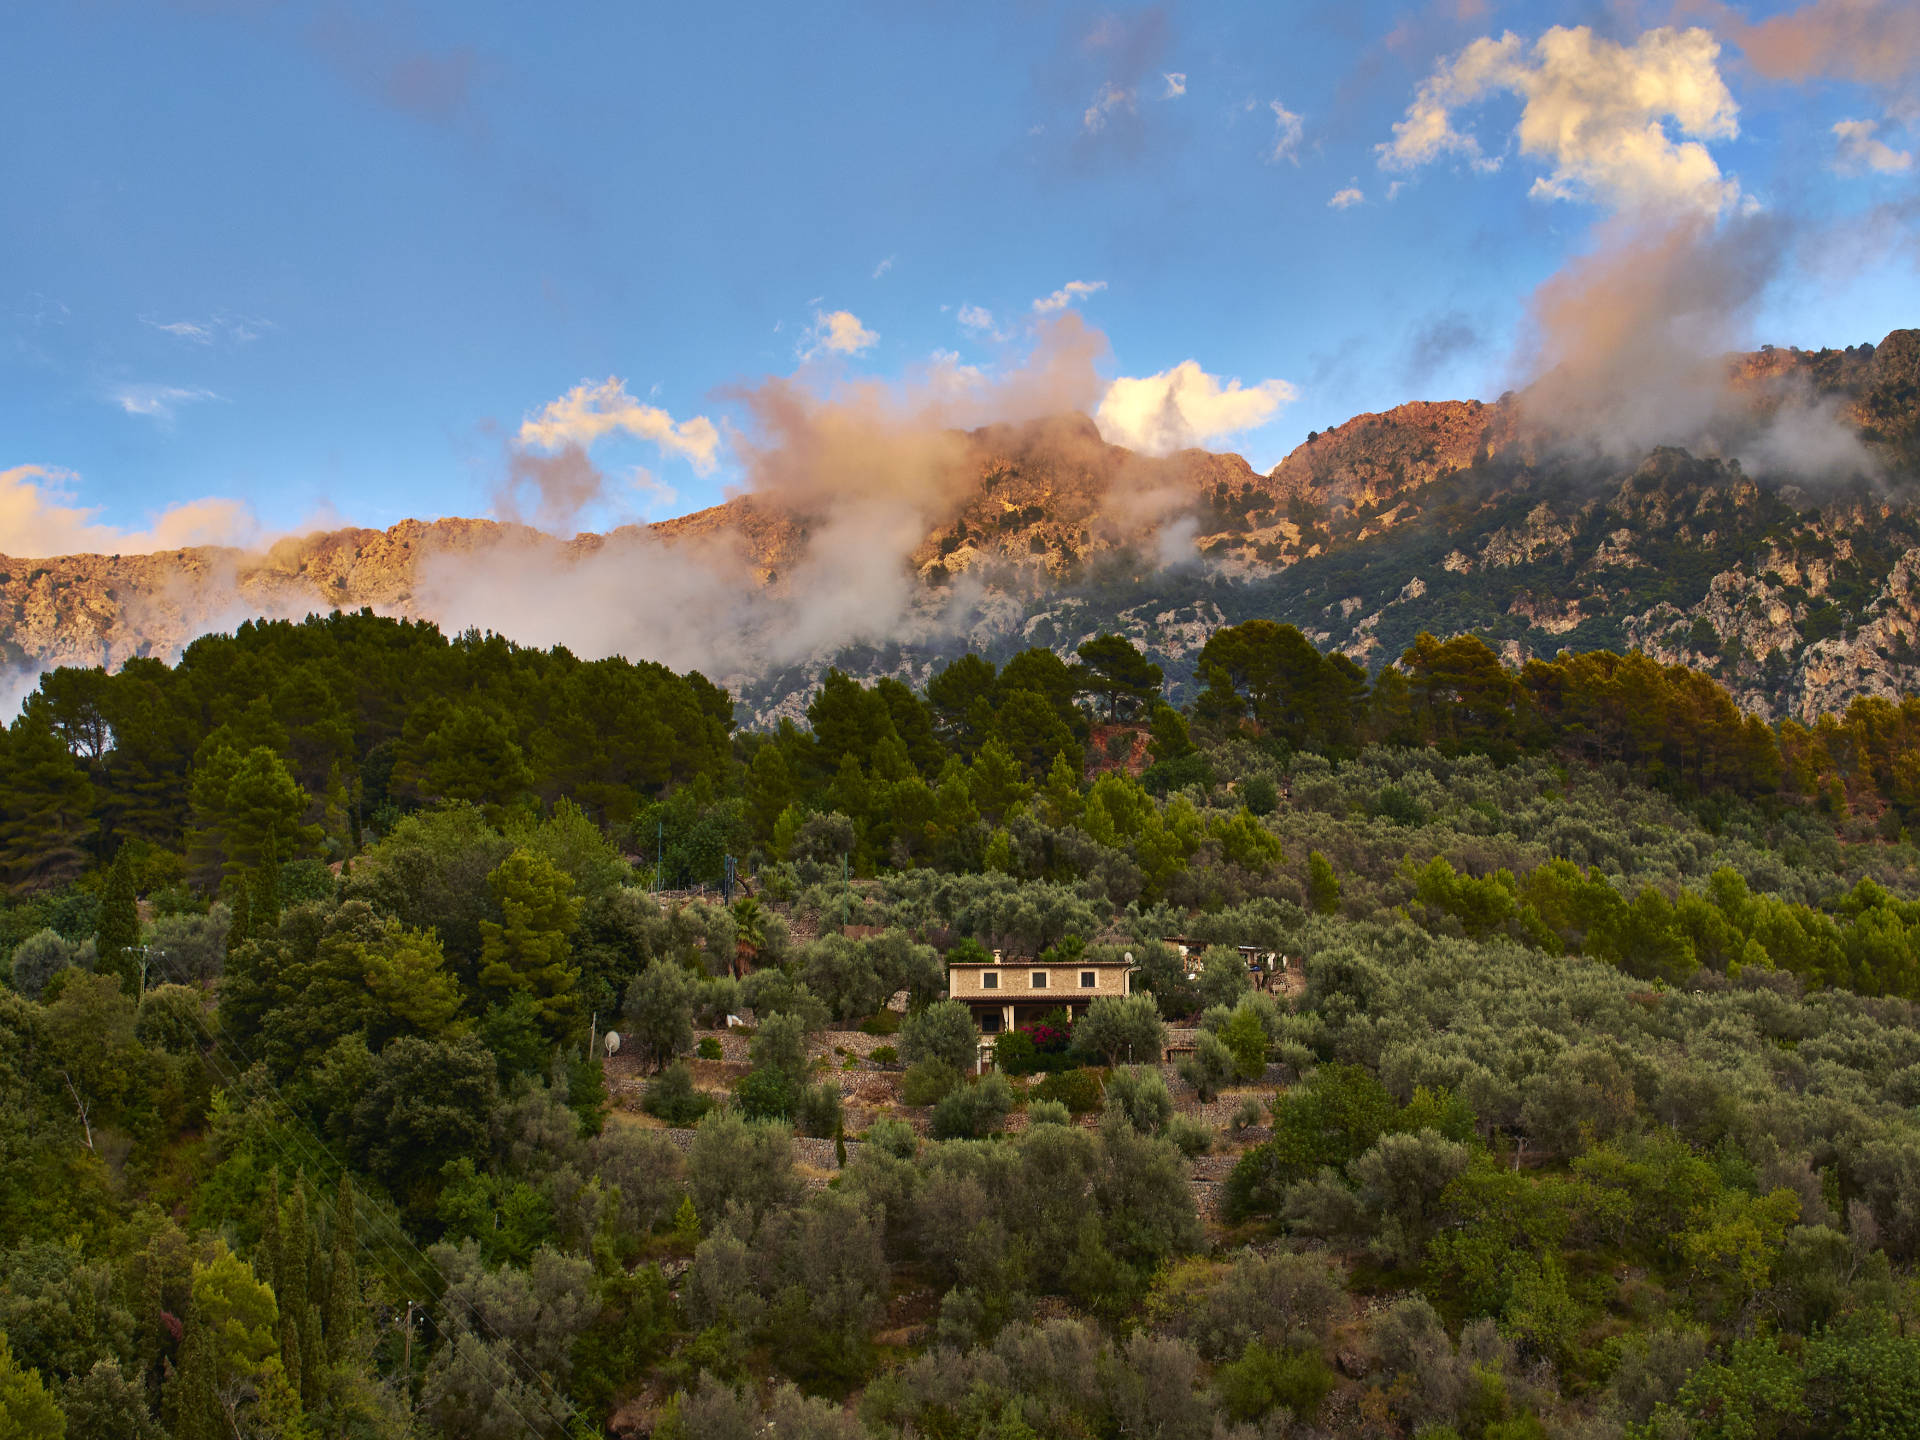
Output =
[{"x1": 5, "y1": 328, "x2": 1917, "y2": 723}]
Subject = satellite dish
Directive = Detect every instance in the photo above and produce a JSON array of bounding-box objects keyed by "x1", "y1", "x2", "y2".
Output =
[
  {"x1": 602, "y1": 1031, "x2": 621, "y2": 1058},
  {"x1": 1123, "y1": 951, "x2": 1133, "y2": 963}
]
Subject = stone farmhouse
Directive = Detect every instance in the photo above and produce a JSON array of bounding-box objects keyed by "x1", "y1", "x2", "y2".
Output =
[{"x1": 948, "y1": 948, "x2": 1136, "y2": 1036}]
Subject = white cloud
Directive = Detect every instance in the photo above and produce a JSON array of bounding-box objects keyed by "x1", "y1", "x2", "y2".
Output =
[
  {"x1": 1095, "y1": 361, "x2": 1298, "y2": 455},
  {"x1": 1377, "y1": 25, "x2": 1742, "y2": 217},
  {"x1": 1083, "y1": 81, "x2": 1134, "y2": 133},
  {"x1": 1032, "y1": 280, "x2": 1107, "y2": 314},
  {"x1": 802, "y1": 308, "x2": 880, "y2": 359},
  {"x1": 1163, "y1": 71, "x2": 1187, "y2": 98},
  {"x1": 517, "y1": 377, "x2": 721, "y2": 472},
  {"x1": 872, "y1": 255, "x2": 896, "y2": 278},
  {"x1": 112, "y1": 383, "x2": 220, "y2": 422},
  {"x1": 1833, "y1": 118, "x2": 1914, "y2": 174},
  {"x1": 1268, "y1": 101, "x2": 1304, "y2": 163},
  {"x1": 148, "y1": 319, "x2": 212, "y2": 342},
  {"x1": 0, "y1": 464, "x2": 257, "y2": 557},
  {"x1": 956, "y1": 304, "x2": 1004, "y2": 340},
  {"x1": 1329, "y1": 185, "x2": 1365, "y2": 208},
  {"x1": 141, "y1": 312, "x2": 270, "y2": 345}
]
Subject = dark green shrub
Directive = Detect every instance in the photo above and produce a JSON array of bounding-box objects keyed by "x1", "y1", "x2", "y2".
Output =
[
  {"x1": 735, "y1": 1066, "x2": 797, "y2": 1121},
  {"x1": 1213, "y1": 1341, "x2": 1334, "y2": 1423},
  {"x1": 1178, "y1": 1031, "x2": 1238, "y2": 1101},
  {"x1": 1242, "y1": 774, "x2": 1279, "y2": 815},
  {"x1": 901, "y1": 1058, "x2": 963, "y2": 1107},
  {"x1": 994, "y1": 1029, "x2": 1040, "y2": 1075},
  {"x1": 1031, "y1": 1067, "x2": 1105, "y2": 1114},
  {"x1": 793, "y1": 1081, "x2": 843, "y2": 1139},
  {"x1": 1165, "y1": 1114, "x2": 1212, "y2": 1156},
  {"x1": 642, "y1": 1062, "x2": 713, "y2": 1127},
  {"x1": 859, "y1": 1009, "x2": 901, "y2": 1036},
  {"x1": 868, "y1": 1045, "x2": 899, "y2": 1067},
  {"x1": 696, "y1": 1037, "x2": 723, "y2": 1060},
  {"x1": 930, "y1": 1074, "x2": 1014, "y2": 1140}
]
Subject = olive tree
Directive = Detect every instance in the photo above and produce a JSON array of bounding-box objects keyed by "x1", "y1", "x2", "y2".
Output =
[
  {"x1": 622, "y1": 961, "x2": 694, "y2": 1073},
  {"x1": 900, "y1": 999, "x2": 977, "y2": 1072},
  {"x1": 1072, "y1": 994, "x2": 1166, "y2": 1066}
]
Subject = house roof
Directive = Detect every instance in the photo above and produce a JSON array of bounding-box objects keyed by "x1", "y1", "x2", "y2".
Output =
[{"x1": 946, "y1": 958, "x2": 1135, "y2": 968}]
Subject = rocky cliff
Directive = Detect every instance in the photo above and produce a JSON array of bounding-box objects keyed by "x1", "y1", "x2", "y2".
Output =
[{"x1": 6, "y1": 330, "x2": 1919, "y2": 725}]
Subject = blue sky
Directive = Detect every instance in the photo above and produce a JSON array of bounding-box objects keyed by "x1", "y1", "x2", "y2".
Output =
[{"x1": 3, "y1": 0, "x2": 1916, "y2": 553}]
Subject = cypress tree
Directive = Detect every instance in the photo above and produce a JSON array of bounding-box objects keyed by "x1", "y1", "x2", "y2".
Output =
[
  {"x1": 96, "y1": 847, "x2": 141, "y2": 994},
  {"x1": 226, "y1": 880, "x2": 251, "y2": 956},
  {"x1": 168, "y1": 1299, "x2": 219, "y2": 1440},
  {"x1": 258, "y1": 1171, "x2": 298, "y2": 1400},
  {"x1": 259, "y1": 1171, "x2": 284, "y2": 1294},
  {"x1": 250, "y1": 860, "x2": 281, "y2": 937},
  {"x1": 323, "y1": 1175, "x2": 360, "y2": 1362},
  {"x1": 278, "y1": 1181, "x2": 315, "y2": 1405}
]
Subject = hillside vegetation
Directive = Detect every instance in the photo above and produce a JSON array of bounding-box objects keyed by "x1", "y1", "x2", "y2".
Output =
[{"x1": 2, "y1": 612, "x2": 1920, "y2": 1438}]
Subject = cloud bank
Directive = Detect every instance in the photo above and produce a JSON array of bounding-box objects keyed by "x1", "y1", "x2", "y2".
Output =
[{"x1": 1, "y1": 465, "x2": 258, "y2": 558}]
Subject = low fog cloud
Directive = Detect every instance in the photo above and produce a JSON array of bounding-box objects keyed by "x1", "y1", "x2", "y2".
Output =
[
  {"x1": 1512, "y1": 212, "x2": 1879, "y2": 480},
  {"x1": 492, "y1": 445, "x2": 606, "y2": 536},
  {"x1": 418, "y1": 315, "x2": 1112, "y2": 681}
]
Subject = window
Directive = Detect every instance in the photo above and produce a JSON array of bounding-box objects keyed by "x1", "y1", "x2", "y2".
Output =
[
  {"x1": 981, "y1": 1011, "x2": 1001, "y2": 1033},
  {"x1": 982, "y1": 970, "x2": 999, "y2": 990},
  {"x1": 1080, "y1": 970, "x2": 1097, "y2": 988},
  {"x1": 1030, "y1": 971, "x2": 1048, "y2": 989}
]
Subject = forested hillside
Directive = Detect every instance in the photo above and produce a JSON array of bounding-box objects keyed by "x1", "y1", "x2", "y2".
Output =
[{"x1": 3, "y1": 611, "x2": 1920, "y2": 1438}]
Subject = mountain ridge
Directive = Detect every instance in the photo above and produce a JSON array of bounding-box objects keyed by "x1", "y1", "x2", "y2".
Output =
[{"x1": 6, "y1": 329, "x2": 1919, "y2": 724}]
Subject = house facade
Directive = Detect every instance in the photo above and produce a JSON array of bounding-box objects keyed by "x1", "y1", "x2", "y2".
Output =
[{"x1": 948, "y1": 949, "x2": 1135, "y2": 1035}]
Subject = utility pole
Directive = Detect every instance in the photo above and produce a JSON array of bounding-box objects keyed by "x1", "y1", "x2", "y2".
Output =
[
  {"x1": 401, "y1": 1300, "x2": 420, "y2": 1388},
  {"x1": 656, "y1": 819, "x2": 664, "y2": 894}
]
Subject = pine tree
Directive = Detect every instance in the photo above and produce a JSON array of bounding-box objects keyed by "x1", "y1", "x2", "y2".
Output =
[
  {"x1": 95, "y1": 846, "x2": 141, "y2": 994},
  {"x1": 0, "y1": 1333, "x2": 64, "y2": 1440},
  {"x1": 0, "y1": 716, "x2": 98, "y2": 891},
  {"x1": 477, "y1": 848, "x2": 583, "y2": 1040}
]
